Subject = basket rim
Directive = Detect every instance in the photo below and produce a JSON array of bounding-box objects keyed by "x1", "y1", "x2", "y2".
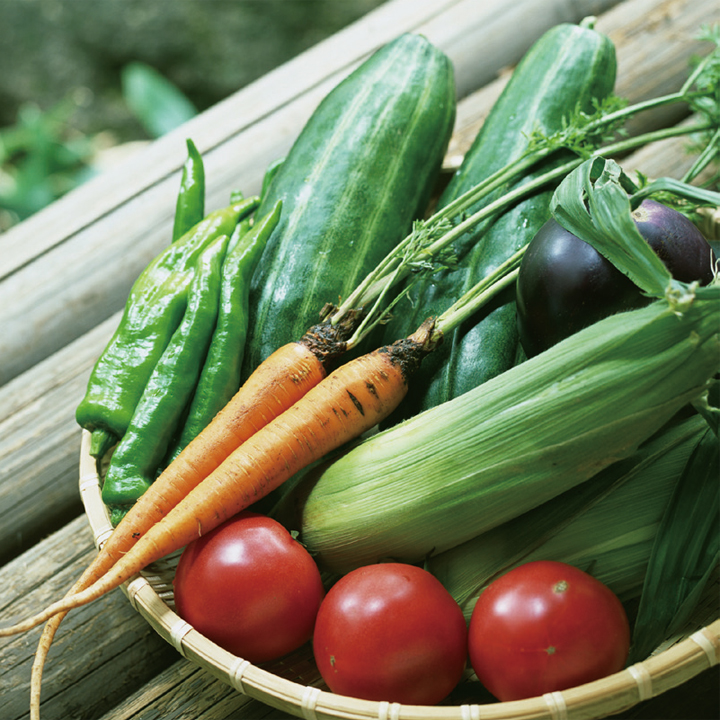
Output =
[{"x1": 78, "y1": 429, "x2": 719, "y2": 720}]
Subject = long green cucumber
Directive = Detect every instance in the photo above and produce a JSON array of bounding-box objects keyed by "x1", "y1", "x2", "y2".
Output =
[
  {"x1": 381, "y1": 20, "x2": 617, "y2": 423},
  {"x1": 242, "y1": 33, "x2": 456, "y2": 375}
]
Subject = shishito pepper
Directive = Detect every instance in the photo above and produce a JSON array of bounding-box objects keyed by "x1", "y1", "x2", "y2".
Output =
[
  {"x1": 102, "y1": 233, "x2": 230, "y2": 525},
  {"x1": 164, "y1": 199, "x2": 283, "y2": 464},
  {"x1": 259, "y1": 156, "x2": 284, "y2": 200},
  {"x1": 172, "y1": 138, "x2": 206, "y2": 242},
  {"x1": 76, "y1": 197, "x2": 259, "y2": 458}
]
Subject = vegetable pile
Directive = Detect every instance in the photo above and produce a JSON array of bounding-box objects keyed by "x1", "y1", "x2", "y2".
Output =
[{"x1": 2, "y1": 20, "x2": 720, "y2": 720}]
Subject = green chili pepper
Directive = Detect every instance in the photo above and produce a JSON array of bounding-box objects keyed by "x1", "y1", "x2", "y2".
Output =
[
  {"x1": 102, "y1": 233, "x2": 230, "y2": 524},
  {"x1": 77, "y1": 197, "x2": 259, "y2": 458},
  {"x1": 164, "y1": 199, "x2": 282, "y2": 464},
  {"x1": 172, "y1": 138, "x2": 206, "y2": 242},
  {"x1": 260, "y1": 157, "x2": 285, "y2": 202},
  {"x1": 227, "y1": 156, "x2": 282, "y2": 211}
]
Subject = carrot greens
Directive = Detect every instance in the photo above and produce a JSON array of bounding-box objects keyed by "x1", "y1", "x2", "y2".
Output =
[{"x1": 330, "y1": 32, "x2": 720, "y2": 347}]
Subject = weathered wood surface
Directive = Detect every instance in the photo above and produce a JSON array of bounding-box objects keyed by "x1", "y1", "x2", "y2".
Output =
[
  {"x1": 451, "y1": 0, "x2": 717, "y2": 155},
  {"x1": 0, "y1": 317, "x2": 116, "y2": 565},
  {"x1": 0, "y1": 0, "x2": 718, "y2": 718},
  {"x1": 0, "y1": 517, "x2": 178, "y2": 720}
]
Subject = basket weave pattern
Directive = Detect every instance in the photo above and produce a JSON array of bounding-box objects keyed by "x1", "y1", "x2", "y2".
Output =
[{"x1": 79, "y1": 430, "x2": 719, "y2": 720}]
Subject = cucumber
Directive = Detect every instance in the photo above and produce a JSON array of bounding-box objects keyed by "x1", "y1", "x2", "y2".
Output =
[
  {"x1": 242, "y1": 33, "x2": 456, "y2": 375},
  {"x1": 381, "y1": 20, "x2": 617, "y2": 423}
]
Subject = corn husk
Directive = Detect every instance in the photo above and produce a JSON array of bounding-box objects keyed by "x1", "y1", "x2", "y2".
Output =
[
  {"x1": 426, "y1": 413, "x2": 708, "y2": 619},
  {"x1": 630, "y1": 427, "x2": 720, "y2": 661},
  {"x1": 292, "y1": 287, "x2": 719, "y2": 574}
]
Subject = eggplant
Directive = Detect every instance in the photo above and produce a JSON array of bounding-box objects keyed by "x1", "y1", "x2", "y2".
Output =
[{"x1": 516, "y1": 199, "x2": 716, "y2": 357}]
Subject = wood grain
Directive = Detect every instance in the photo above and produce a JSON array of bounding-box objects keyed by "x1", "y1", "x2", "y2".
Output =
[
  {"x1": 0, "y1": 516, "x2": 178, "y2": 720},
  {"x1": 447, "y1": 0, "x2": 716, "y2": 164},
  {"x1": 0, "y1": 315, "x2": 117, "y2": 565}
]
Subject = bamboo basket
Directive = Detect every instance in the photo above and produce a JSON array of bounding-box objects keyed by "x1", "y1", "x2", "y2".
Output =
[{"x1": 79, "y1": 430, "x2": 719, "y2": 720}]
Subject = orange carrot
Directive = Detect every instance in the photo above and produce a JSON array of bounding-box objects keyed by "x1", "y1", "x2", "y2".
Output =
[
  {"x1": 22, "y1": 326, "x2": 342, "y2": 717},
  {"x1": 55, "y1": 341, "x2": 322, "y2": 585},
  {"x1": 1, "y1": 322, "x2": 436, "y2": 638}
]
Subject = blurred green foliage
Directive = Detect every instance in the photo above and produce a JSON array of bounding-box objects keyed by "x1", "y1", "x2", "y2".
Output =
[
  {"x1": 0, "y1": 63, "x2": 197, "y2": 231},
  {"x1": 0, "y1": 95, "x2": 97, "y2": 229},
  {"x1": 121, "y1": 62, "x2": 198, "y2": 139}
]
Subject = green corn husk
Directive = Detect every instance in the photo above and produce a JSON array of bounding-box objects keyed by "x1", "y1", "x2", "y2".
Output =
[
  {"x1": 291, "y1": 285, "x2": 719, "y2": 575},
  {"x1": 629, "y1": 427, "x2": 720, "y2": 662},
  {"x1": 425, "y1": 413, "x2": 708, "y2": 620}
]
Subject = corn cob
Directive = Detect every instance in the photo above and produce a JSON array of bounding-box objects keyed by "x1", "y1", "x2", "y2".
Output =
[
  {"x1": 290, "y1": 285, "x2": 719, "y2": 575},
  {"x1": 425, "y1": 413, "x2": 708, "y2": 619}
]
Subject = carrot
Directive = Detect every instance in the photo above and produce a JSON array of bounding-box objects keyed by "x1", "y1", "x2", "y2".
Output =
[
  {"x1": 1, "y1": 321, "x2": 437, "y2": 639},
  {"x1": 20, "y1": 326, "x2": 344, "y2": 717},
  {"x1": 85, "y1": 330, "x2": 335, "y2": 571},
  {"x1": 30, "y1": 574, "x2": 90, "y2": 720}
]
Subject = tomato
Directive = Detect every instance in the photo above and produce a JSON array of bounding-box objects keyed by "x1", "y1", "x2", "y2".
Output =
[
  {"x1": 312, "y1": 563, "x2": 468, "y2": 705},
  {"x1": 173, "y1": 511, "x2": 325, "y2": 663},
  {"x1": 468, "y1": 560, "x2": 630, "y2": 701}
]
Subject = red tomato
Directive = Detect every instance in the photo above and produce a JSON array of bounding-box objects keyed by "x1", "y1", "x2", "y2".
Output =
[
  {"x1": 173, "y1": 511, "x2": 325, "y2": 663},
  {"x1": 313, "y1": 563, "x2": 468, "y2": 705},
  {"x1": 468, "y1": 560, "x2": 630, "y2": 701}
]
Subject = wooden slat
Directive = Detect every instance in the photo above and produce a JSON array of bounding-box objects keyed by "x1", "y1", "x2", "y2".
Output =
[
  {"x1": 92, "y1": 662, "x2": 719, "y2": 720},
  {"x1": 0, "y1": 315, "x2": 117, "y2": 565},
  {"x1": 0, "y1": 516, "x2": 178, "y2": 720},
  {"x1": 603, "y1": 0, "x2": 719, "y2": 136},
  {"x1": 0, "y1": 0, "x2": 626, "y2": 387},
  {"x1": 95, "y1": 661, "x2": 284, "y2": 720},
  {"x1": 447, "y1": 0, "x2": 715, "y2": 166}
]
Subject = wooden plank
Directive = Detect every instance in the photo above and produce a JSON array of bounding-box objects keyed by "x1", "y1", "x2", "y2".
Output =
[
  {"x1": 402, "y1": 0, "x2": 623, "y2": 98},
  {"x1": 0, "y1": 315, "x2": 117, "y2": 565},
  {"x1": 620, "y1": 116, "x2": 712, "y2": 180},
  {"x1": 95, "y1": 661, "x2": 285, "y2": 720},
  {"x1": 0, "y1": 516, "x2": 178, "y2": 720},
  {"x1": 602, "y1": 0, "x2": 718, "y2": 135},
  {"x1": 0, "y1": 0, "x2": 625, "y2": 387},
  {"x1": 93, "y1": 663, "x2": 719, "y2": 720}
]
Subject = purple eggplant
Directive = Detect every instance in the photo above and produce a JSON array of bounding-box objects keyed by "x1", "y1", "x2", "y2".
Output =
[{"x1": 516, "y1": 199, "x2": 715, "y2": 357}]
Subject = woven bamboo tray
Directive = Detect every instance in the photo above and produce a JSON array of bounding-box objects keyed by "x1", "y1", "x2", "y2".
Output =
[{"x1": 78, "y1": 429, "x2": 719, "y2": 720}]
